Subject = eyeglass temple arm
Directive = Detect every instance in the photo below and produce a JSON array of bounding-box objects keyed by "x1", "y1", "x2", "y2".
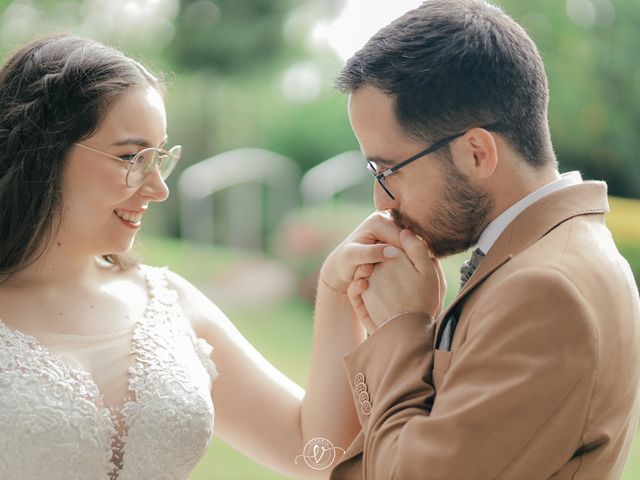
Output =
[
  {"x1": 73, "y1": 143, "x2": 133, "y2": 164},
  {"x1": 383, "y1": 131, "x2": 464, "y2": 176},
  {"x1": 383, "y1": 122, "x2": 500, "y2": 176}
]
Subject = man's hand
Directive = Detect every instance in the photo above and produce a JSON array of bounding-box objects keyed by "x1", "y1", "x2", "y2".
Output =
[
  {"x1": 348, "y1": 229, "x2": 446, "y2": 331},
  {"x1": 319, "y1": 211, "x2": 404, "y2": 294}
]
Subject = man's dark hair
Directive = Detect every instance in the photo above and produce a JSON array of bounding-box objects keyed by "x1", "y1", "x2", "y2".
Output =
[{"x1": 336, "y1": 0, "x2": 555, "y2": 168}]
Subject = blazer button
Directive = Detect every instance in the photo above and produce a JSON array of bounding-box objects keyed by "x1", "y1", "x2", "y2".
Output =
[
  {"x1": 356, "y1": 383, "x2": 367, "y2": 395},
  {"x1": 359, "y1": 391, "x2": 370, "y2": 404},
  {"x1": 354, "y1": 373, "x2": 366, "y2": 386},
  {"x1": 361, "y1": 401, "x2": 372, "y2": 416}
]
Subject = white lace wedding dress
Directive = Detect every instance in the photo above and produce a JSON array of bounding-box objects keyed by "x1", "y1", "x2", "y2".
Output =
[{"x1": 0, "y1": 265, "x2": 219, "y2": 479}]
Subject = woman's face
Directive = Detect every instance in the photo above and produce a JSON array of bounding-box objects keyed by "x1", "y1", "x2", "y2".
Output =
[{"x1": 60, "y1": 86, "x2": 170, "y2": 257}]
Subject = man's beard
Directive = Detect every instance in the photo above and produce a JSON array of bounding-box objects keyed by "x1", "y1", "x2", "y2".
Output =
[{"x1": 391, "y1": 161, "x2": 494, "y2": 258}]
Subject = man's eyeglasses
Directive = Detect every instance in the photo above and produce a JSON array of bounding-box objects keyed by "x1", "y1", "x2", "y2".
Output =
[
  {"x1": 366, "y1": 123, "x2": 500, "y2": 200},
  {"x1": 74, "y1": 142, "x2": 182, "y2": 188}
]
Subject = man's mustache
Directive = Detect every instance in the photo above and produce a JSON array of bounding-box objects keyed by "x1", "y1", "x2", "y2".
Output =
[
  {"x1": 389, "y1": 209, "x2": 427, "y2": 241},
  {"x1": 390, "y1": 209, "x2": 416, "y2": 232}
]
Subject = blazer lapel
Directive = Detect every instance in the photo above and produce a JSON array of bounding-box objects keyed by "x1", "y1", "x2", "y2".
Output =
[
  {"x1": 435, "y1": 255, "x2": 512, "y2": 344},
  {"x1": 435, "y1": 181, "x2": 609, "y2": 343}
]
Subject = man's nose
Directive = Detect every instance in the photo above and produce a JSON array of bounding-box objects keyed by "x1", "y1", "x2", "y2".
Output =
[{"x1": 373, "y1": 181, "x2": 399, "y2": 211}]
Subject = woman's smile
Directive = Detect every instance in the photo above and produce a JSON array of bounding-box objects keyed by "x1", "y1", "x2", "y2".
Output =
[{"x1": 113, "y1": 207, "x2": 145, "y2": 228}]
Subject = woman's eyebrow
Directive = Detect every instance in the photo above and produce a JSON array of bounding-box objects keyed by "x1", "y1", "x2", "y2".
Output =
[{"x1": 112, "y1": 137, "x2": 169, "y2": 148}]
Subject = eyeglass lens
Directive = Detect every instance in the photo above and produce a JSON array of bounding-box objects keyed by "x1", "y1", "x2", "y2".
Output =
[
  {"x1": 367, "y1": 160, "x2": 395, "y2": 199},
  {"x1": 126, "y1": 146, "x2": 181, "y2": 187}
]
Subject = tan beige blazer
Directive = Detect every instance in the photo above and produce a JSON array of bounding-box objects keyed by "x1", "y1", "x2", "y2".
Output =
[{"x1": 330, "y1": 182, "x2": 640, "y2": 480}]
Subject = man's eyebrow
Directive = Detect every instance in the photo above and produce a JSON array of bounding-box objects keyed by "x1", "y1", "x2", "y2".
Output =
[
  {"x1": 366, "y1": 155, "x2": 396, "y2": 168},
  {"x1": 112, "y1": 137, "x2": 169, "y2": 148}
]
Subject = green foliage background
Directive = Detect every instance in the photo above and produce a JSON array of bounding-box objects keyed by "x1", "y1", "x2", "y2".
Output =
[
  {"x1": 0, "y1": 0, "x2": 638, "y2": 478},
  {"x1": 0, "y1": 0, "x2": 637, "y2": 238}
]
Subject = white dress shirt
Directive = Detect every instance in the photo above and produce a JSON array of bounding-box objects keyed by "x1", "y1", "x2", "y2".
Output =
[{"x1": 477, "y1": 171, "x2": 583, "y2": 254}]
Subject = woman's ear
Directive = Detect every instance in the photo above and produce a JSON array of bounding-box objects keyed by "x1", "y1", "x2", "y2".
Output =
[{"x1": 450, "y1": 127, "x2": 498, "y2": 180}]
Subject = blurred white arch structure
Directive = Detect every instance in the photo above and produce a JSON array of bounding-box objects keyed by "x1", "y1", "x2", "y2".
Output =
[
  {"x1": 178, "y1": 148, "x2": 300, "y2": 250},
  {"x1": 301, "y1": 150, "x2": 372, "y2": 205}
]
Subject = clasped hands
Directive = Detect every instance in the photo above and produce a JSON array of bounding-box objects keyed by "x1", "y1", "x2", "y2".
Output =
[{"x1": 320, "y1": 211, "x2": 446, "y2": 334}]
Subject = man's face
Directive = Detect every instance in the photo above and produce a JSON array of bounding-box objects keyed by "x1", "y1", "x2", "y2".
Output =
[{"x1": 348, "y1": 85, "x2": 493, "y2": 257}]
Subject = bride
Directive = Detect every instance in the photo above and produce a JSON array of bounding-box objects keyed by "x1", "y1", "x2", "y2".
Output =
[{"x1": 0, "y1": 34, "x2": 411, "y2": 479}]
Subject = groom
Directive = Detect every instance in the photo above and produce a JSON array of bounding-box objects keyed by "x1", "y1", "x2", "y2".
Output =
[{"x1": 324, "y1": 0, "x2": 640, "y2": 478}]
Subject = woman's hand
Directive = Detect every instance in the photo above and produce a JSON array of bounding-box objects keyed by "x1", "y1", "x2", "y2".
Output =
[{"x1": 319, "y1": 211, "x2": 403, "y2": 294}]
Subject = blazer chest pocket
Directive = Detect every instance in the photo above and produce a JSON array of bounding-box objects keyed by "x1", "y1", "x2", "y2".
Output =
[{"x1": 433, "y1": 349, "x2": 453, "y2": 392}]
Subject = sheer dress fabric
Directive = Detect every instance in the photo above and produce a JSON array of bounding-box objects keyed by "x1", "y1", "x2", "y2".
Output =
[{"x1": 0, "y1": 265, "x2": 219, "y2": 479}]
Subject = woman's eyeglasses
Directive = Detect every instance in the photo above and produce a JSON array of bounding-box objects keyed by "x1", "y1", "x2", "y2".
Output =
[{"x1": 74, "y1": 142, "x2": 182, "y2": 188}]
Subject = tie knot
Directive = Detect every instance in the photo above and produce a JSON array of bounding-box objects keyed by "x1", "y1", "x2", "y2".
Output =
[{"x1": 460, "y1": 247, "x2": 485, "y2": 288}]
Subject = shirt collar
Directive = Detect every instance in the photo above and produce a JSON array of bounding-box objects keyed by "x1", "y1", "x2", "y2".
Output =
[{"x1": 477, "y1": 171, "x2": 583, "y2": 254}]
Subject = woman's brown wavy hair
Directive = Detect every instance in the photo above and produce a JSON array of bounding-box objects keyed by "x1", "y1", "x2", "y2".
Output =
[{"x1": 0, "y1": 34, "x2": 164, "y2": 280}]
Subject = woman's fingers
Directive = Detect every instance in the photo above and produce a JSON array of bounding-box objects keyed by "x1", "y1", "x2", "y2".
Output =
[
  {"x1": 323, "y1": 242, "x2": 397, "y2": 293},
  {"x1": 337, "y1": 243, "x2": 398, "y2": 286},
  {"x1": 432, "y1": 256, "x2": 447, "y2": 311},
  {"x1": 344, "y1": 242, "x2": 399, "y2": 266}
]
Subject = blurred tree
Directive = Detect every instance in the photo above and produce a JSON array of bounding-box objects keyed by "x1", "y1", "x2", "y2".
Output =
[
  {"x1": 502, "y1": 0, "x2": 640, "y2": 197},
  {"x1": 167, "y1": 0, "x2": 302, "y2": 74},
  {"x1": 0, "y1": 0, "x2": 637, "y2": 243}
]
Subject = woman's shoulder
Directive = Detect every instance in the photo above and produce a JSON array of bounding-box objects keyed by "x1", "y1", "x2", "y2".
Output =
[
  {"x1": 138, "y1": 264, "x2": 198, "y2": 303},
  {"x1": 137, "y1": 264, "x2": 228, "y2": 334}
]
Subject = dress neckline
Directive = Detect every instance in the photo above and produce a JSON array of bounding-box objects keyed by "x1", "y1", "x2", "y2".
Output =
[{"x1": 0, "y1": 264, "x2": 158, "y2": 479}]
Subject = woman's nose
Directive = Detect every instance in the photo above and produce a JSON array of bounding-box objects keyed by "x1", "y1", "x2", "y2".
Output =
[{"x1": 137, "y1": 167, "x2": 170, "y2": 202}]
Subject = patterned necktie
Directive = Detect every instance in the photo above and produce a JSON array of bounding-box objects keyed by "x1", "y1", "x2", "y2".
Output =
[
  {"x1": 439, "y1": 247, "x2": 486, "y2": 350},
  {"x1": 459, "y1": 247, "x2": 485, "y2": 288}
]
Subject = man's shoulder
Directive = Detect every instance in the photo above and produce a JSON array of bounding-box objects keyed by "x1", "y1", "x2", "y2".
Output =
[
  {"x1": 516, "y1": 213, "x2": 633, "y2": 295},
  {"x1": 466, "y1": 213, "x2": 639, "y2": 344}
]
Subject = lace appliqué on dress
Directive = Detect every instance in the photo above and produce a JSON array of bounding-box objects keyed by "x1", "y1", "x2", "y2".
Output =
[
  {"x1": 194, "y1": 337, "x2": 219, "y2": 381},
  {"x1": 0, "y1": 265, "x2": 219, "y2": 480},
  {"x1": 0, "y1": 326, "x2": 115, "y2": 480}
]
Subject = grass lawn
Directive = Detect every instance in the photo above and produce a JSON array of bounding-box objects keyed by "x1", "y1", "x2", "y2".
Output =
[{"x1": 139, "y1": 195, "x2": 640, "y2": 479}]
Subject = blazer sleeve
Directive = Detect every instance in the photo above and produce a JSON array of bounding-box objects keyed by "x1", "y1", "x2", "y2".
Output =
[{"x1": 333, "y1": 268, "x2": 597, "y2": 480}]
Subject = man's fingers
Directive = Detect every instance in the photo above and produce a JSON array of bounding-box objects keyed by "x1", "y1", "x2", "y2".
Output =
[
  {"x1": 433, "y1": 257, "x2": 447, "y2": 309},
  {"x1": 399, "y1": 229, "x2": 431, "y2": 273},
  {"x1": 349, "y1": 278, "x2": 369, "y2": 295},
  {"x1": 347, "y1": 279, "x2": 366, "y2": 308},
  {"x1": 347, "y1": 280, "x2": 377, "y2": 333},
  {"x1": 359, "y1": 211, "x2": 404, "y2": 247},
  {"x1": 354, "y1": 263, "x2": 375, "y2": 280},
  {"x1": 359, "y1": 287, "x2": 380, "y2": 334}
]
